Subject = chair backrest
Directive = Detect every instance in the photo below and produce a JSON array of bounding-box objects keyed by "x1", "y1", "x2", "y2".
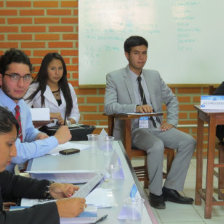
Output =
[{"x1": 208, "y1": 85, "x2": 216, "y2": 95}]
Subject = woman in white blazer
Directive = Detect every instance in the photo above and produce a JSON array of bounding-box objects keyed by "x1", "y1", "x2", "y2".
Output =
[{"x1": 24, "y1": 53, "x2": 80, "y2": 126}]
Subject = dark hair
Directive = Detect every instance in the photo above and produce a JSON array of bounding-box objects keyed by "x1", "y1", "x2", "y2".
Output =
[
  {"x1": 26, "y1": 52, "x2": 73, "y2": 118},
  {"x1": 124, "y1": 36, "x2": 148, "y2": 53},
  {"x1": 0, "y1": 106, "x2": 19, "y2": 135},
  {"x1": 0, "y1": 48, "x2": 33, "y2": 75}
]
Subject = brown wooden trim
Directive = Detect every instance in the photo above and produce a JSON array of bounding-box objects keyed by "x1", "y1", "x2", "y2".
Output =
[
  {"x1": 78, "y1": 83, "x2": 221, "y2": 89},
  {"x1": 78, "y1": 84, "x2": 221, "y2": 89},
  {"x1": 168, "y1": 84, "x2": 220, "y2": 88},
  {"x1": 78, "y1": 84, "x2": 105, "y2": 88}
]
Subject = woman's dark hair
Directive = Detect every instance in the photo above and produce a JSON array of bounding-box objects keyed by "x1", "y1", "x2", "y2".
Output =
[
  {"x1": 0, "y1": 106, "x2": 19, "y2": 136},
  {"x1": 26, "y1": 53, "x2": 73, "y2": 118},
  {"x1": 124, "y1": 36, "x2": 148, "y2": 53},
  {"x1": 0, "y1": 48, "x2": 33, "y2": 75}
]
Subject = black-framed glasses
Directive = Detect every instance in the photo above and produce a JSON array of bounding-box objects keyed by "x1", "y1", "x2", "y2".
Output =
[{"x1": 4, "y1": 73, "x2": 32, "y2": 83}]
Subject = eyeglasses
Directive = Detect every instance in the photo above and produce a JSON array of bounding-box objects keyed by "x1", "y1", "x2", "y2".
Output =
[{"x1": 4, "y1": 73, "x2": 32, "y2": 83}]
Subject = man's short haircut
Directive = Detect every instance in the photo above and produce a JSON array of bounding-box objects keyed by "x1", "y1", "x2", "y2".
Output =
[
  {"x1": 0, "y1": 106, "x2": 19, "y2": 136},
  {"x1": 124, "y1": 36, "x2": 148, "y2": 53},
  {"x1": 0, "y1": 48, "x2": 33, "y2": 75}
]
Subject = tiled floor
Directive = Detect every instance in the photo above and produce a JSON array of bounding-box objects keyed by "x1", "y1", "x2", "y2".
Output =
[{"x1": 131, "y1": 158, "x2": 224, "y2": 224}]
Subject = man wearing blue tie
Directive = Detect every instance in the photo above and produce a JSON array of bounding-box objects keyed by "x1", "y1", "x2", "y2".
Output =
[{"x1": 104, "y1": 36, "x2": 196, "y2": 209}]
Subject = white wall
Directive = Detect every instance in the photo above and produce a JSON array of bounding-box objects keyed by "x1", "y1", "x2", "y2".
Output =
[{"x1": 79, "y1": 0, "x2": 224, "y2": 85}]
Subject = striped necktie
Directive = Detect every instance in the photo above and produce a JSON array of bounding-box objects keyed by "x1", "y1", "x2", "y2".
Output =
[{"x1": 15, "y1": 105, "x2": 23, "y2": 141}]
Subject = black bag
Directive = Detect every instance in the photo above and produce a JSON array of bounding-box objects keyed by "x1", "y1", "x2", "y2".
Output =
[
  {"x1": 216, "y1": 125, "x2": 224, "y2": 143},
  {"x1": 39, "y1": 125, "x2": 95, "y2": 141},
  {"x1": 213, "y1": 82, "x2": 224, "y2": 142}
]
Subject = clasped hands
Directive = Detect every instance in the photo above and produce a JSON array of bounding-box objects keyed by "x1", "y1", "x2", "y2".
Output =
[
  {"x1": 50, "y1": 183, "x2": 86, "y2": 218},
  {"x1": 50, "y1": 113, "x2": 76, "y2": 126},
  {"x1": 136, "y1": 104, "x2": 173, "y2": 131}
]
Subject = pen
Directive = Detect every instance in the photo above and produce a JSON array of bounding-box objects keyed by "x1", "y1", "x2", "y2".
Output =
[{"x1": 94, "y1": 214, "x2": 108, "y2": 224}]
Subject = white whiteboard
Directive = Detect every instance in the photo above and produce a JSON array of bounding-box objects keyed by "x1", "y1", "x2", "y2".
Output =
[{"x1": 79, "y1": 0, "x2": 224, "y2": 85}]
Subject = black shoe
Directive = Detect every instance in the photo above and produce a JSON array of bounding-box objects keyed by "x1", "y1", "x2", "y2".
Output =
[
  {"x1": 149, "y1": 193, "x2": 166, "y2": 209},
  {"x1": 162, "y1": 187, "x2": 194, "y2": 204}
]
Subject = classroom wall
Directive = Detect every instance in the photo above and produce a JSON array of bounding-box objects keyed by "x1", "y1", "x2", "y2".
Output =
[{"x1": 0, "y1": 0, "x2": 213, "y2": 152}]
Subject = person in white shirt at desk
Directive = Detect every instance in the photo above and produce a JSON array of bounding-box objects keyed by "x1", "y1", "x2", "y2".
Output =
[{"x1": 24, "y1": 52, "x2": 80, "y2": 126}]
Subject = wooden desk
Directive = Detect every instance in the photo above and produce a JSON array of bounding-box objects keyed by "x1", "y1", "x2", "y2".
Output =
[{"x1": 195, "y1": 105, "x2": 224, "y2": 218}]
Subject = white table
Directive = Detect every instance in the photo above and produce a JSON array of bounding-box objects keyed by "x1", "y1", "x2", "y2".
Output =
[{"x1": 27, "y1": 141, "x2": 158, "y2": 224}]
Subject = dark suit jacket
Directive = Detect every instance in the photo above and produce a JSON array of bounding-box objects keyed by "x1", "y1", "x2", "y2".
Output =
[{"x1": 0, "y1": 171, "x2": 59, "y2": 224}]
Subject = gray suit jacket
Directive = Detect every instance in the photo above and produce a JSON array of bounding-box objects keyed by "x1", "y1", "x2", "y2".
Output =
[{"x1": 104, "y1": 66, "x2": 179, "y2": 140}]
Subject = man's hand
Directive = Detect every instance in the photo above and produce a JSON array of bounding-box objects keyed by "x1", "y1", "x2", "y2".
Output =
[
  {"x1": 51, "y1": 113, "x2": 64, "y2": 125},
  {"x1": 56, "y1": 198, "x2": 86, "y2": 218},
  {"x1": 54, "y1": 125, "x2": 71, "y2": 144},
  {"x1": 49, "y1": 183, "x2": 79, "y2": 199},
  {"x1": 136, "y1": 104, "x2": 153, "y2": 113},
  {"x1": 3, "y1": 202, "x2": 16, "y2": 211},
  {"x1": 36, "y1": 132, "x2": 48, "y2": 140},
  {"x1": 160, "y1": 122, "x2": 173, "y2": 131}
]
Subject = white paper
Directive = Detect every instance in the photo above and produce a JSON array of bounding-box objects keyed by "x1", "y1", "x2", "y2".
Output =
[
  {"x1": 86, "y1": 188, "x2": 116, "y2": 208},
  {"x1": 21, "y1": 198, "x2": 56, "y2": 207},
  {"x1": 30, "y1": 108, "x2": 50, "y2": 121},
  {"x1": 26, "y1": 171, "x2": 97, "y2": 183},
  {"x1": 48, "y1": 142, "x2": 90, "y2": 155},
  {"x1": 126, "y1": 112, "x2": 162, "y2": 115},
  {"x1": 200, "y1": 95, "x2": 224, "y2": 109},
  {"x1": 21, "y1": 199, "x2": 98, "y2": 223}
]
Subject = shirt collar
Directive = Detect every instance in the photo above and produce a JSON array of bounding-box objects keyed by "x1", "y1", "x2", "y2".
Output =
[
  {"x1": 0, "y1": 88, "x2": 22, "y2": 111},
  {"x1": 127, "y1": 66, "x2": 143, "y2": 80}
]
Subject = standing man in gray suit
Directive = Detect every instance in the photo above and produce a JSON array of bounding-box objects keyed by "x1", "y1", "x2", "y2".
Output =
[{"x1": 104, "y1": 36, "x2": 196, "y2": 209}]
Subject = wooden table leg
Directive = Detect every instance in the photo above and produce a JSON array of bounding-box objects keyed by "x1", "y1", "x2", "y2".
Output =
[
  {"x1": 195, "y1": 114, "x2": 204, "y2": 205},
  {"x1": 218, "y1": 146, "x2": 224, "y2": 199},
  {"x1": 123, "y1": 120, "x2": 132, "y2": 158},
  {"x1": 107, "y1": 116, "x2": 114, "y2": 136},
  {"x1": 204, "y1": 116, "x2": 216, "y2": 218}
]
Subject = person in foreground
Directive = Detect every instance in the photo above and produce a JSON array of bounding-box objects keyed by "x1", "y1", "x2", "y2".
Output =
[
  {"x1": 104, "y1": 36, "x2": 196, "y2": 209},
  {"x1": 0, "y1": 49, "x2": 71, "y2": 172},
  {"x1": 0, "y1": 106, "x2": 86, "y2": 224},
  {"x1": 24, "y1": 52, "x2": 80, "y2": 126}
]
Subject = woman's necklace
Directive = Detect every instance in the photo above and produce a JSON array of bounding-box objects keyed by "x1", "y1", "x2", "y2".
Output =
[{"x1": 52, "y1": 89, "x2": 60, "y2": 98}]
